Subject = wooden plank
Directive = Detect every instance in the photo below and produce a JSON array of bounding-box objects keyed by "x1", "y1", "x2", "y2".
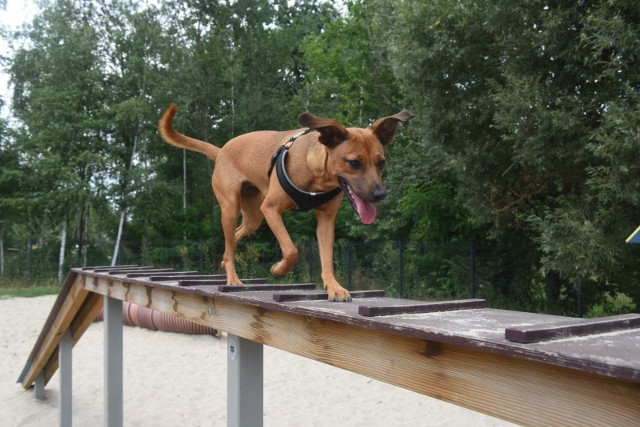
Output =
[
  {"x1": 71, "y1": 292, "x2": 104, "y2": 341},
  {"x1": 20, "y1": 274, "x2": 90, "y2": 388},
  {"x1": 149, "y1": 274, "x2": 227, "y2": 284},
  {"x1": 216, "y1": 283, "x2": 314, "y2": 292},
  {"x1": 273, "y1": 290, "x2": 386, "y2": 302},
  {"x1": 83, "y1": 277, "x2": 640, "y2": 427},
  {"x1": 107, "y1": 267, "x2": 157, "y2": 275},
  {"x1": 81, "y1": 265, "x2": 137, "y2": 271},
  {"x1": 125, "y1": 269, "x2": 175, "y2": 278},
  {"x1": 505, "y1": 313, "x2": 640, "y2": 343},
  {"x1": 91, "y1": 265, "x2": 141, "y2": 272},
  {"x1": 146, "y1": 271, "x2": 201, "y2": 280},
  {"x1": 43, "y1": 292, "x2": 104, "y2": 385},
  {"x1": 85, "y1": 273, "x2": 639, "y2": 381},
  {"x1": 359, "y1": 299, "x2": 486, "y2": 317},
  {"x1": 178, "y1": 278, "x2": 268, "y2": 287}
]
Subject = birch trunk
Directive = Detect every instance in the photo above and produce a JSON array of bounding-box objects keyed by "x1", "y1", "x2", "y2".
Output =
[
  {"x1": 112, "y1": 207, "x2": 126, "y2": 266},
  {"x1": 112, "y1": 130, "x2": 139, "y2": 266},
  {"x1": 57, "y1": 218, "x2": 67, "y2": 282}
]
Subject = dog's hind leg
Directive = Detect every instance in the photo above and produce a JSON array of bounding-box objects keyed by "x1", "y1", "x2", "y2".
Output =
[
  {"x1": 213, "y1": 172, "x2": 244, "y2": 285},
  {"x1": 234, "y1": 187, "x2": 265, "y2": 243},
  {"x1": 219, "y1": 209, "x2": 243, "y2": 285}
]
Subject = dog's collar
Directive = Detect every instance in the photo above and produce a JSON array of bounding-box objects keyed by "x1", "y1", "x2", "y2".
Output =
[{"x1": 268, "y1": 129, "x2": 342, "y2": 212}]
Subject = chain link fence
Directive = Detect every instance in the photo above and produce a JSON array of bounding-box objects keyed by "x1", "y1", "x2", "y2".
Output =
[{"x1": 3, "y1": 236, "x2": 627, "y2": 316}]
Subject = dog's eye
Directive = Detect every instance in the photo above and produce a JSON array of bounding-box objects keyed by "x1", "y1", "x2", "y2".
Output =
[
  {"x1": 346, "y1": 159, "x2": 363, "y2": 170},
  {"x1": 377, "y1": 160, "x2": 386, "y2": 170}
]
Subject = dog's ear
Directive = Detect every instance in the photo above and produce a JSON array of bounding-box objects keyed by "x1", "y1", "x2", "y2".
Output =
[
  {"x1": 298, "y1": 112, "x2": 349, "y2": 147},
  {"x1": 369, "y1": 110, "x2": 415, "y2": 146}
]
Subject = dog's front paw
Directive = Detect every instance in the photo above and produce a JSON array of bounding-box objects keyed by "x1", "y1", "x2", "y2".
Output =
[{"x1": 326, "y1": 287, "x2": 352, "y2": 303}]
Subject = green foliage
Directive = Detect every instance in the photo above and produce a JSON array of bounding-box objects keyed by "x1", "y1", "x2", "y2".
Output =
[
  {"x1": 296, "y1": 0, "x2": 401, "y2": 124},
  {"x1": 382, "y1": 0, "x2": 640, "y2": 314},
  {"x1": 2, "y1": 0, "x2": 639, "y2": 318},
  {"x1": 587, "y1": 292, "x2": 637, "y2": 318}
]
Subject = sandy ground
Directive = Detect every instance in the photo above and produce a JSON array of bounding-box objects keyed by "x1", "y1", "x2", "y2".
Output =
[{"x1": 1, "y1": 295, "x2": 516, "y2": 426}]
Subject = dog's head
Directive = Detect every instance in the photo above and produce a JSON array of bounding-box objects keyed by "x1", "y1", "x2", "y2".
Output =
[{"x1": 298, "y1": 111, "x2": 414, "y2": 224}]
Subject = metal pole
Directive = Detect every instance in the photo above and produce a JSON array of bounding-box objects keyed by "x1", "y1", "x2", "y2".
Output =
[
  {"x1": 59, "y1": 329, "x2": 72, "y2": 427},
  {"x1": 577, "y1": 280, "x2": 584, "y2": 318},
  {"x1": 27, "y1": 237, "x2": 32, "y2": 285},
  {"x1": 104, "y1": 296, "x2": 123, "y2": 427},
  {"x1": 308, "y1": 239, "x2": 313, "y2": 282},
  {"x1": 227, "y1": 334, "x2": 263, "y2": 427},
  {"x1": 470, "y1": 241, "x2": 477, "y2": 299},
  {"x1": 34, "y1": 372, "x2": 45, "y2": 401},
  {"x1": 347, "y1": 241, "x2": 352, "y2": 291},
  {"x1": 399, "y1": 241, "x2": 405, "y2": 298}
]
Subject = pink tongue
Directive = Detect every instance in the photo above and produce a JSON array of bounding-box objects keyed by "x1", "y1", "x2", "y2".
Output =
[{"x1": 353, "y1": 193, "x2": 377, "y2": 224}]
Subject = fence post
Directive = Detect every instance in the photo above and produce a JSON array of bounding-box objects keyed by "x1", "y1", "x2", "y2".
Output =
[
  {"x1": 577, "y1": 279, "x2": 585, "y2": 318},
  {"x1": 199, "y1": 241, "x2": 205, "y2": 271},
  {"x1": 308, "y1": 239, "x2": 313, "y2": 282},
  {"x1": 398, "y1": 241, "x2": 405, "y2": 298},
  {"x1": 27, "y1": 237, "x2": 33, "y2": 285},
  {"x1": 347, "y1": 241, "x2": 353, "y2": 290},
  {"x1": 470, "y1": 241, "x2": 477, "y2": 299}
]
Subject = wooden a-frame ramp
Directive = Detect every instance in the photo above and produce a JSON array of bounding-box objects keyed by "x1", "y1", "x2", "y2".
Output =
[{"x1": 18, "y1": 266, "x2": 640, "y2": 426}]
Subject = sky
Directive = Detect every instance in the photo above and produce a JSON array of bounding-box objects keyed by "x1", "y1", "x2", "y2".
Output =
[{"x1": 1, "y1": 0, "x2": 38, "y2": 117}]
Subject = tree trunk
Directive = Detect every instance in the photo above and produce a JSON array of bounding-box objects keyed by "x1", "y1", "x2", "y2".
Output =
[
  {"x1": 58, "y1": 218, "x2": 67, "y2": 282},
  {"x1": 112, "y1": 207, "x2": 126, "y2": 266},
  {"x1": 112, "y1": 129, "x2": 139, "y2": 266},
  {"x1": 76, "y1": 202, "x2": 86, "y2": 265}
]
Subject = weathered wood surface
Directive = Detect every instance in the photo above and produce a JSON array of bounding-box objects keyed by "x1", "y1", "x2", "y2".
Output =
[
  {"x1": 18, "y1": 272, "x2": 96, "y2": 388},
  {"x1": 505, "y1": 313, "x2": 640, "y2": 343},
  {"x1": 358, "y1": 298, "x2": 486, "y2": 316},
  {"x1": 19, "y1": 266, "x2": 640, "y2": 427}
]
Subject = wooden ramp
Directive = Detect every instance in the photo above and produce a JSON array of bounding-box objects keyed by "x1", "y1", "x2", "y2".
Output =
[{"x1": 19, "y1": 266, "x2": 640, "y2": 427}]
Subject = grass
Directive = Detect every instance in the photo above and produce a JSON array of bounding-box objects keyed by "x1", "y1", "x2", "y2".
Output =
[{"x1": 0, "y1": 278, "x2": 61, "y2": 299}]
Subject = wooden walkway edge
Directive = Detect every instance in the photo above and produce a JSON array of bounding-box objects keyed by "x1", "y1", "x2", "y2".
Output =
[{"x1": 18, "y1": 266, "x2": 640, "y2": 427}]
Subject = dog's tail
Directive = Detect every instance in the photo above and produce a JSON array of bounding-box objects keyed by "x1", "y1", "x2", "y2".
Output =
[{"x1": 158, "y1": 103, "x2": 219, "y2": 161}]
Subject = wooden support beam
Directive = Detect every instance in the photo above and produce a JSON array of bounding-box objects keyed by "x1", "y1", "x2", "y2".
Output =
[
  {"x1": 43, "y1": 292, "x2": 104, "y2": 385},
  {"x1": 20, "y1": 274, "x2": 90, "y2": 389},
  {"x1": 83, "y1": 276, "x2": 640, "y2": 427}
]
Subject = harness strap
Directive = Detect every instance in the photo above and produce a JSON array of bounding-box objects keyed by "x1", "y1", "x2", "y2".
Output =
[
  {"x1": 268, "y1": 128, "x2": 312, "y2": 177},
  {"x1": 268, "y1": 129, "x2": 342, "y2": 212}
]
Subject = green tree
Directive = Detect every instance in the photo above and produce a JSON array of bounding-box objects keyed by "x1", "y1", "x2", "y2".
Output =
[
  {"x1": 9, "y1": 0, "x2": 108, "y2": 279},
  {"x1": 384, "y1": 0, "x2": 640, "y2": 314}
]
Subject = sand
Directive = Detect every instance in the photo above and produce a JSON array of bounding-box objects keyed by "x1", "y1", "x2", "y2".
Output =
[{"x1": 1, "y1": 295, "x2": 516, "y2": 426}]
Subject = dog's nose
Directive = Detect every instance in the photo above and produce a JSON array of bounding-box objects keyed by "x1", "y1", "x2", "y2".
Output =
[{"x1": 372, "y1": 187, "x2": 386, "y2": 202}]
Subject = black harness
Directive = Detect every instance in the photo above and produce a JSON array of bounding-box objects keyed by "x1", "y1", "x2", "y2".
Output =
[{"x1": 268, "y1": 129, "x2": 342, "y2": 212}]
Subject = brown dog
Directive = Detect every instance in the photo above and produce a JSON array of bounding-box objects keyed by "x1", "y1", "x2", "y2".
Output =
[{"x1": 158, "y1": 104, "x2": 413, "y2": 301}]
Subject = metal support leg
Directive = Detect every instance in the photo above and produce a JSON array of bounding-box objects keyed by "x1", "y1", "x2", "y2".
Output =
[
  {"x1": 35, "y1": 372, "x2": 45, "y2": 401},
  {"x1": 59, "y1": 329, "x2": 72, "y2": 426},
  {"x1": 227, "y1": 335, "x2": 263, "y2": 427},
  {"x1": 104, "y1": 296, "x2": 123, "y2": 427}
]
